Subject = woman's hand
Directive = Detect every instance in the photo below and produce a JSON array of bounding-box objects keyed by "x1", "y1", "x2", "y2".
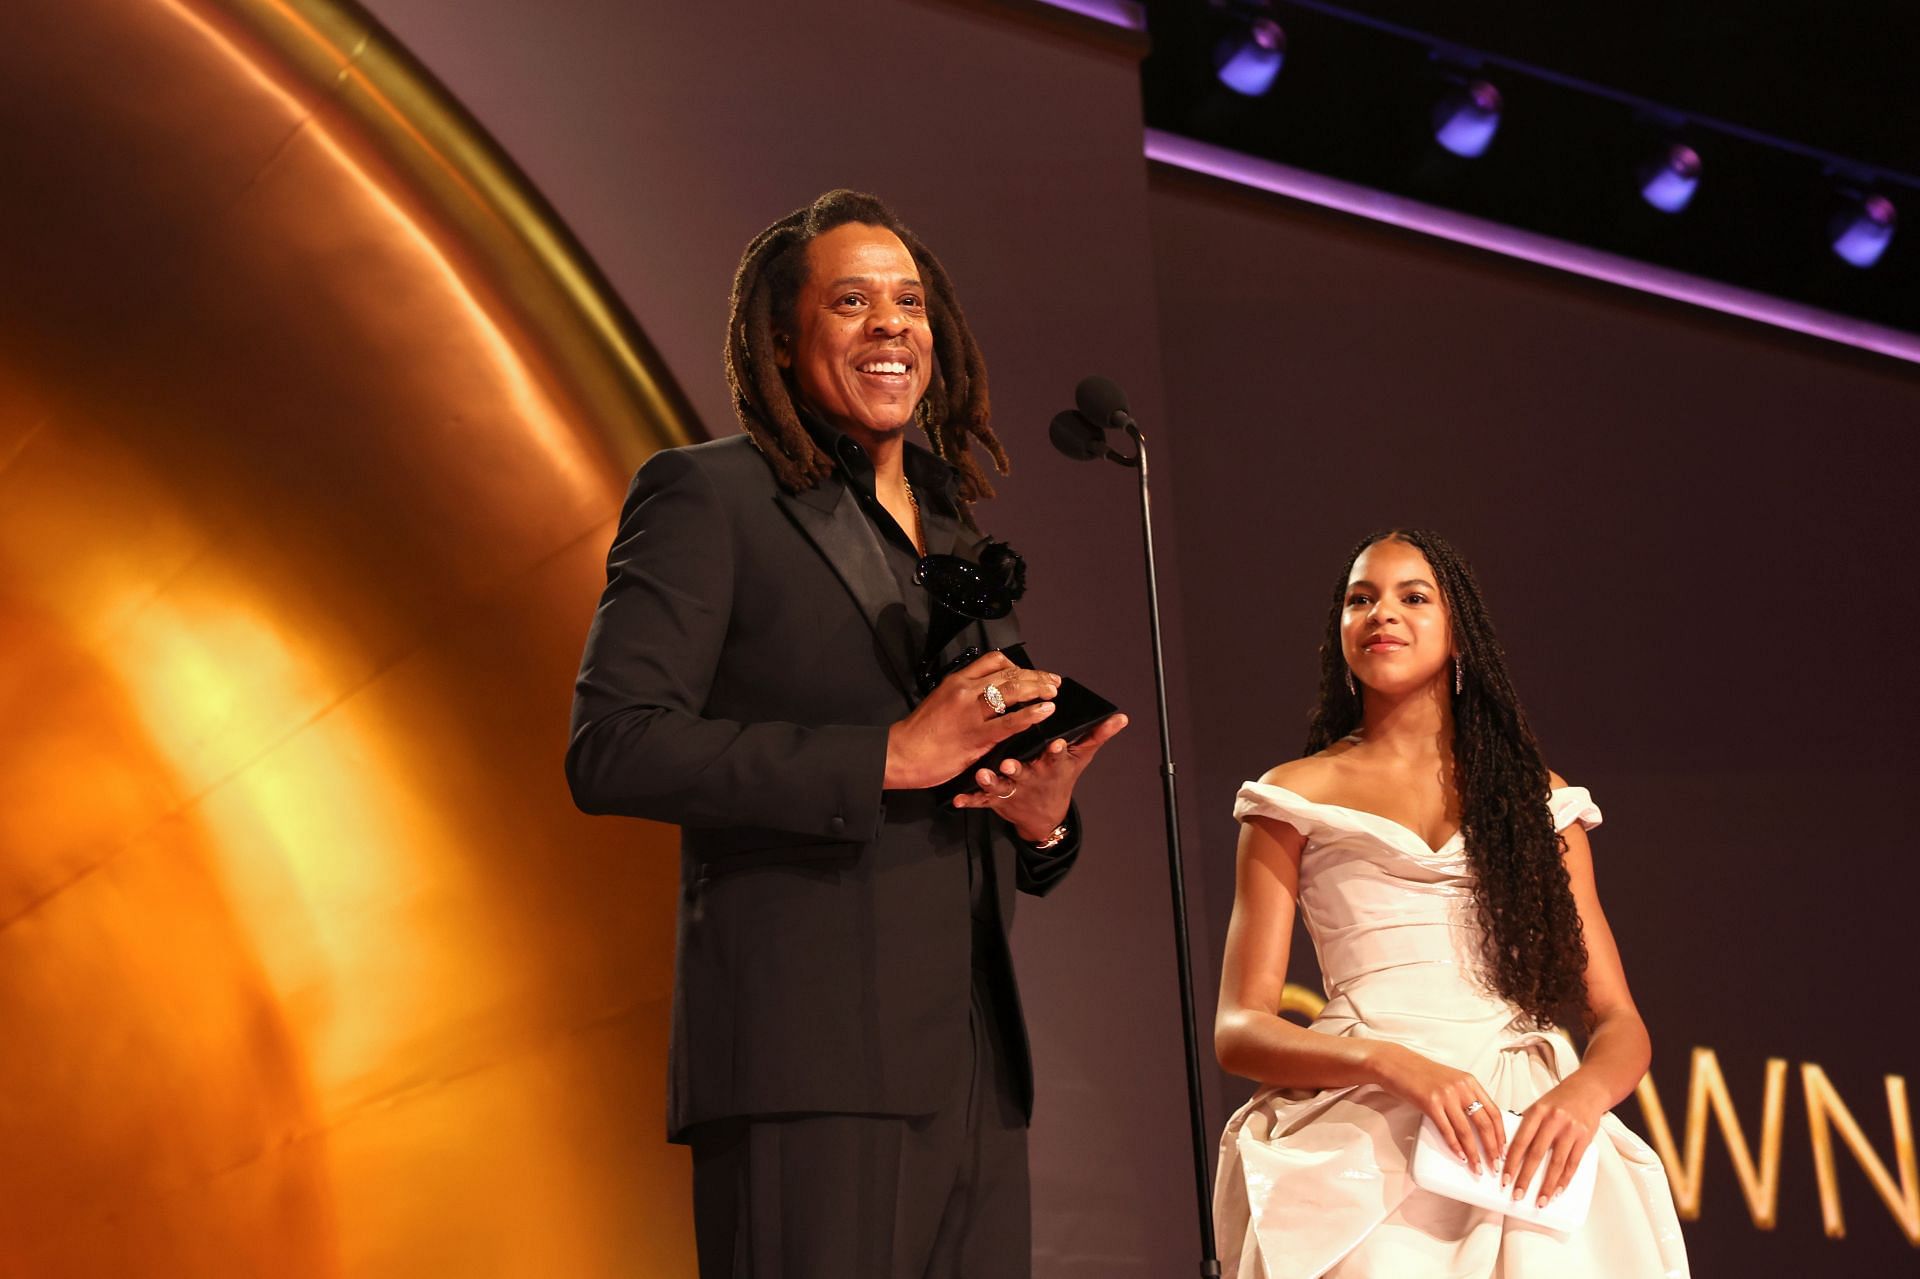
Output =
[
  {"x1": 1504, "y1": 1075, "x2": 1609, "y2": 1206},
  {"x1": 1372, "y1": 1042, "x2": 1505, "y2": 1175}
]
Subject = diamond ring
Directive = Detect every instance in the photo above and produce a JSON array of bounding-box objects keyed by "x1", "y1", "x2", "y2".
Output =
[
  {"x1": 1463, "y1": 1101, "x2": 1484, "y2": 1117},
  {"x1": 981, "y1": 683, "x2": 1008, "y2": 716}
]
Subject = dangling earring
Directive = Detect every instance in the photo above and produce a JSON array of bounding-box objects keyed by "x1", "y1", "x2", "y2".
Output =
[
  {"x1": 1344, "y1": 666, "x2": 1357, "y2": 697},
  {"x1": 1453, "y1": 656, "x2": 1464, "y2": 695}
]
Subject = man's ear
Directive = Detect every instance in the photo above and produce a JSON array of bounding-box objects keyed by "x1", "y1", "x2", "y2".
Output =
[{"x1": 772, "y1": 330, "x2": 792, "y2": 370}]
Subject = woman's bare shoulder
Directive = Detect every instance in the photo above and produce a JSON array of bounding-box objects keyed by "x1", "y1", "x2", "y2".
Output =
[{"x1": 1256, "y1": 743, "x2": 1354, "y2": 796}]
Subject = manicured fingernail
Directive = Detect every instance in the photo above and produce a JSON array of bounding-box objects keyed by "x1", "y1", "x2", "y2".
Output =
[{"x1": 1537, "y1": 1196, "x2": 1548, "y2": 1208}]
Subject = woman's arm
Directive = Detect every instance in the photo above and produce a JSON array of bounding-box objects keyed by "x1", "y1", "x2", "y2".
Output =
[
  {"x1": 1503, "y1": 773, "x2": 1654, "y2": 1202},
  {"x1": 1558, "y1": 818, "x2": 1655, "y2": 1101},
  {"x1": 1215, "y1": 784, "x2": 1507, "y2": 1171},
  {"x1": 1214, "y1": 810, "x2": 1387, "y2": 1088}
]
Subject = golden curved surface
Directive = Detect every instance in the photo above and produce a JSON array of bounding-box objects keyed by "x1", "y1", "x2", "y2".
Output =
[{"x1": 0, "y1": 2, "x2": 693, "y2": 1273}]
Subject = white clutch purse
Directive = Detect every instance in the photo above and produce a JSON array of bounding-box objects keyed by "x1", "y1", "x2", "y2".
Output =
[{"x1": 1411, "y1": 1109, "x2": 1599, "y2": 1232}]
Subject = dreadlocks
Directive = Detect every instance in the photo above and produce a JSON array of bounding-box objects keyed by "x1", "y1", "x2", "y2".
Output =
[
  {"x1": 724, "y1": 189, "x2": 1009, "y2": 516},
  {"x1": 1305, "y1": 529, "x2": 1591, "y2": 1030}
]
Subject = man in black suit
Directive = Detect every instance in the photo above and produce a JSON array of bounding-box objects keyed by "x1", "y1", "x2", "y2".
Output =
[{"x1": 566, "y1": 189, "x2": 1126, "y2": 1278}]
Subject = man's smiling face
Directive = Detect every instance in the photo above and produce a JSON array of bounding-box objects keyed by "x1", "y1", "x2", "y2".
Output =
[{"x1": 776, "y1": 221, "x2": 934, "y2": 449}]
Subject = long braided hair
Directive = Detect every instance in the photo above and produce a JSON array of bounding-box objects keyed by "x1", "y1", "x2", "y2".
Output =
[
  {"x1": 723, "y1": 189, "x2": 1009, "y2": 516},
  {"x1": 1305, "y1": 529, "x2": 1590, "y2": 1029}
]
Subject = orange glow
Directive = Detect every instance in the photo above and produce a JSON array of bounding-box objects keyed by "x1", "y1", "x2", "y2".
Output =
[
  {"x1": 154, "y1": 0, "x2": 602, "y2": 506},
  {"x1": 0, "y1": 0, "x2": 691, "y2": 1274}
]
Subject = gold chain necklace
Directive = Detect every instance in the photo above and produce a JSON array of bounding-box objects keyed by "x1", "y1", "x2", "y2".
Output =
[{"x1": 903, "y1": 477, "x2": 926, "y2": 554}]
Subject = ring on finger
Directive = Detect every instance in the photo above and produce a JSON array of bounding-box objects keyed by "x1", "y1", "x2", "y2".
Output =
[
  {"x1": 1463, "y1": 1100, "x2": 1484, "y2": 1117},
  {"x1": 995, "y1": 783, "x2": 1017, "y2": 799},
  {"x1": 981, "y1": 683, "x2": 1008, "y2": 716}
]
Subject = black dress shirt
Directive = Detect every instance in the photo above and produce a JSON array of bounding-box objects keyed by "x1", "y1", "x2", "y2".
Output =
[{"x1": 799, "y1": 413, "x2": 1005, "y2": 936}]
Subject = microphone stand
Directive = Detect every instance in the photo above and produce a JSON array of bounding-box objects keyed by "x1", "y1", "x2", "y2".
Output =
[{"x1": 1107, "y1": 422, "x2": 1221, "y2": 1279}]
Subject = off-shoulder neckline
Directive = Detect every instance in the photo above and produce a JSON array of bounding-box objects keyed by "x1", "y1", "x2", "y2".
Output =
[
  {"x1": 1238, "y1": 781, "x2": 1591, "y2": 861},
  {"x1": 1242, "y1": 782, "x2": 1461, "y2": 857}
]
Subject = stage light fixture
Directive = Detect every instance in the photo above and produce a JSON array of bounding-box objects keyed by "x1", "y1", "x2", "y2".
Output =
[
  {"x1": 1829, "y1": 192, "x2": 1897, "y2": 268},
  {"x1": 1639, "y1": 142, "x2": 1702, "y2": 214},
  {"x1": 1213, "y1": 16, "x2": 1286, "y2": 97},
  {"x1": 1432, "y1": 79, "x2": 1502, "y2": 158}
]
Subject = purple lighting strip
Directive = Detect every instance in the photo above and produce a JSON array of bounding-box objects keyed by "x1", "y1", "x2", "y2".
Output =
[
  {"x1": 1033, "y1": 0, "x2": 1145, "y2": 29},
  {"x1": 1146, "y1": 129, "x2": 1920, "y2": 367}
]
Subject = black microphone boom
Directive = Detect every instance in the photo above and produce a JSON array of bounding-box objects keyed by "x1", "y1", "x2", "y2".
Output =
[
  {"x1": 1050, "y1": 406, "x2": 1141, "y2": 469},
  {"x1": 1048, "y1": 409, "x2": 1108, "y2": 461},
  {"x1": 1061, "y1": 375, "x2": 1219, "y2": 1278}
]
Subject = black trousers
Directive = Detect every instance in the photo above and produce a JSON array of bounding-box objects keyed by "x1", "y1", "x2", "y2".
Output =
[{"x1": 688, "y1": 972, "x2": 1030, "y2": 1279}]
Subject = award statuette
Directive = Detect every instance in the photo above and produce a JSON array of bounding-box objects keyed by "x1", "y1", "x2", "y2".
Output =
[{"x1": 915, "y1": 541, "x2": 1119, "y2": 780}]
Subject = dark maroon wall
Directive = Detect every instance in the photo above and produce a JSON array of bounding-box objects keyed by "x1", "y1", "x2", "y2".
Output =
[
  {"x1": 361, "y1": 1, "x2": 1211, "y2": 1272},
  {"x1": 1149, "y1": 168, "x2": 1920, "y2": 1275}
]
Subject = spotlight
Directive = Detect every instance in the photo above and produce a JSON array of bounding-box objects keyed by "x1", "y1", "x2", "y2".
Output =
[
  {"x1": 1213, "y1": 16, "x2": 1286, "y2": 98},
  {"x1": 1830, "y1": 192, "x2": 1897, "y2": 269},
  {"x1": 1639, "y1": 143, "x2": 1702, "y2": 214},
  {"x1": 1432, "y1": 79, "x2": 1502, "y2": 158}
]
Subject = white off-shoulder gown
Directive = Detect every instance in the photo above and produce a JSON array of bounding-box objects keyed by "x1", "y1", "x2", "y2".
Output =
[{"x1": 1215, "y1": 783, "x2": 1690, "y2": 1278}]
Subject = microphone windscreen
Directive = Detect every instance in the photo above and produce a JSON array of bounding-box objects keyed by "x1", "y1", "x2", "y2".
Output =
[
  {"x1": 1074, "y1": 375, "x2": 1131, "y2": 429},
  {"x1": 1048, "y1": 409, "x2": 1107, "y2": 461}
]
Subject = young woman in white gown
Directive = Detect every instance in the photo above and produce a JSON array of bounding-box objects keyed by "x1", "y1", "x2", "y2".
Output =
[{"x1": 1213, "y1": 530, "x2": 1688, "y2": 1278}]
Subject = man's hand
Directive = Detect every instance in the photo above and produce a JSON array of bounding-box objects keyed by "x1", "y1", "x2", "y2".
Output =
[
  {"x1": 883, "y1": 651, "x2": 1061, "y2": 791},
  {"x1": 951, "y1": 712, "x2": 1129, "y2": 841}
]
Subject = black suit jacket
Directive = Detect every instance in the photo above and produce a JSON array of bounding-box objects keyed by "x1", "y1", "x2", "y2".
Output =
[{"x1": 566, "y1": 434, "x2": 1079, "y2": 1141}]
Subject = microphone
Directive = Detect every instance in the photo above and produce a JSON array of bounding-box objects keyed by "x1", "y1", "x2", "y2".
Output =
[
  {"x1": 1058, "y1": 373, "x2": 1217, "y2": 1273},
  {"x1": 1075, "y1": 374, "x2": 1137, "y2": 434},
  {"x1": 1048, "y1": 409, "x2": 1108, "y2": 461}
]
